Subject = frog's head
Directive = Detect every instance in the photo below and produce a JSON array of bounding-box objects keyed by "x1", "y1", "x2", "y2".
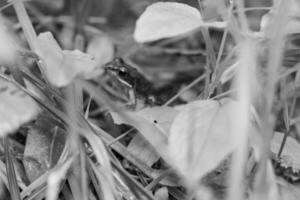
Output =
[
  {"x1": 104, "y1": 57, "x2": 138, "y2": 88},
  {"x1": 104, "y1": 58, "x2": 159, "y2": 107}
]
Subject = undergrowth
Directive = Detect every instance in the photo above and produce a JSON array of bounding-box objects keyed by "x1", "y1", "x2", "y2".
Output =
[{"x1": 0, "y1": 0, "x2": 300, "y2": 200}]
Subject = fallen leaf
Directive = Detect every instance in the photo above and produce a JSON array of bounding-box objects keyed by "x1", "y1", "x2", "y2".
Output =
[
  {"x1": 0, "y1": 78, "x2": 39, "y2": 137},
  {"x1": 168, "y1": 99, "x2": 240, "y2": 185}
]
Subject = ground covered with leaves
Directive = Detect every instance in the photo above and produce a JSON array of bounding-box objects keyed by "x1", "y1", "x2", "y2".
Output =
[{"x1": 1, "y1": 0, "x2": 300, "y2": 200}]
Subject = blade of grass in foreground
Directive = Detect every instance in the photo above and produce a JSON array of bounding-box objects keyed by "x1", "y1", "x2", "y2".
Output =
[
  {"x1": 253, "y1": 1, "x2": 289, "y2": 199},
  {"x1": 11, "y1": 0, "x2": 37, "y2": 51},
  {"x1": 4, "y1": 137, "x2": 21, "y2": 200},
  {"x1": 227, "y1": 38, "x2": 255, "y2": 200}
]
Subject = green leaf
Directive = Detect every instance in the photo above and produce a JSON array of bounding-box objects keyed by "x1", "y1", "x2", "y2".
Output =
[
  {"x1": 134, "y1": 2, "x2": 202, "y2": 43},
  {"x1": 168, "y1": 99, "x2": 240, "y2": 185},
  {"x1": 36, "y1": 32, "x2": 98, "y2": 87}
]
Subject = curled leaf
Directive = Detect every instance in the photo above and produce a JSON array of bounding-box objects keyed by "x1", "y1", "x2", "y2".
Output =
[
  {"x1": 86, "y1": 34, "x2": 114, "y2": 79},
  {"x1": 36, "y1": 32, "x2": 97, "y2": 87}
]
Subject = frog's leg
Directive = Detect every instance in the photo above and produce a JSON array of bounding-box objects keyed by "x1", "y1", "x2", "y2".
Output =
[
  {"x1": 127, "y1": 88, "x2": 147, "y2": 110},
  {"x1": 126, "y1": 88, "x2": 137, "y2": 109}
]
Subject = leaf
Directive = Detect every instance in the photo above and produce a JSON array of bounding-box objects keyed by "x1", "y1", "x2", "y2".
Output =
[
  {"x1": 133, "y1": 2, "x2": 226, "y2": 43},
  {"x1": 23, "y1": 114, "x2": 66, "y2": 182},
  {"x1": 0, "y1": 78, "x2": 39, "y2": 137},
  {"x1": 110, "y1": 110, "x2": 169, "y2": 160},
  {"x1": 85, "y1": 34, "x2": 114, "y2": 79},
  {"x1": 270, "y1": 132, "x2": 300, "y2": 171},
  {"x1": 133, "y1": 2, "x2": 202, "y2": 43},
  {"x1": 168, "y1": 99, "x2": 240, "y2": 184},
  {"x1": 36, "y1": 32, "x2": 98, "y2": 87},
  {"x1": 136, "y1": 106, "x2": 179, "y2": 135}
]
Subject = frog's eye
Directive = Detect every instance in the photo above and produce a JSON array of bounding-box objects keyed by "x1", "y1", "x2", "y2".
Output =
[
  {"x1": 113, "y1": 57, "x2": 124, "y2": 64},
  {"x1": 117, "y1": 68, "x2": 128, "y2": 76}
]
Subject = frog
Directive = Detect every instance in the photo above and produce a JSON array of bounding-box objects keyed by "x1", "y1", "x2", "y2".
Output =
[{"x1": 104, "y1": 57, "x2": 159, "y2": 109}]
